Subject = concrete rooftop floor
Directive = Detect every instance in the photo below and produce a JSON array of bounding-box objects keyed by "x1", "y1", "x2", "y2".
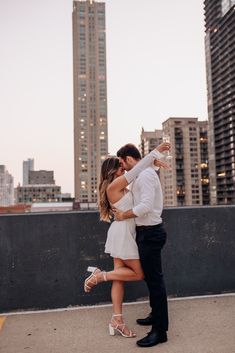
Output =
[{"x1": 0, "y1": 294, "x2": 235, "y2": 353}]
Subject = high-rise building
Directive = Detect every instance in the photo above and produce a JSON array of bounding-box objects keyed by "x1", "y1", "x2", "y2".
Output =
[
  {"x1": 204, "y1": 0, "x2": 235, "y2": 204},
  {"x1": 73, "y1": 0, "x2": 108, "y2": 203},
  {"x1": 199, "y1": 121, "x2": 210, "y2": 205},
  {"x1": 29, "y1": 170, "x2": 55, "y2": 185},
  {"x1": 0, "y1": 165, "x2": 14, "y2": 206},
  {"x1": 140, "y1": 128, "x2": 162, "y2": 157},
  {"x1": 160, "y1": 118, "x2": 206, "y2": 207},
  {"x1": 23, "y1": 158, "x2": 34, "y2": 185}
]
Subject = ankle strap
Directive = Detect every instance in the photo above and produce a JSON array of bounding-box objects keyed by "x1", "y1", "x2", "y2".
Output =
[
  {"x1": 112, "y1": 314, "x2": 123, "y2": 317},
  {"x1": 103, "y1": 271, "x2": 107, "y2": 282}
]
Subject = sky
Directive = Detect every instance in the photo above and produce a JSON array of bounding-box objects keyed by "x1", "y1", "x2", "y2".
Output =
[{"x1": 0, "y1": 0, "x2": 208, "y2": 195}]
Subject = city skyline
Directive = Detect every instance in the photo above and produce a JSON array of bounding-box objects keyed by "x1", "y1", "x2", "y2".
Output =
[{"x1": 0, "y1": 0, "x2": 207, "y2": 195}]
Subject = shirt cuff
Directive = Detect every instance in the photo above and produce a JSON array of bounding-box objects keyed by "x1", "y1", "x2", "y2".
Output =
[
  {"x1": 150, "y1": 150, "x2": 164, "y2": 159},
  {"x1": 152, "y1": 163, "x2": 160, "y2": 171}
]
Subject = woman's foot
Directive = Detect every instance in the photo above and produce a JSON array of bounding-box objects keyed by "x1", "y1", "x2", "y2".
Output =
[
  {"x1": 109, "y1": 314, "x2": 136, "y2": 338},
  {"x1": 84, "y1": 267, "x2": 107, "y2": 293}
]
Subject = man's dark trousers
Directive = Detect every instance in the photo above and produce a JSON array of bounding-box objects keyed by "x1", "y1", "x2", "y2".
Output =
[{"x1": 136, "y1": 223, "x2": 168, "y2": 332}]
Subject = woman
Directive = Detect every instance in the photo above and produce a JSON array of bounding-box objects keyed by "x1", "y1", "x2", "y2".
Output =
[{"x1": 84, "y1": 143, "x2": 170, "y2": 338}]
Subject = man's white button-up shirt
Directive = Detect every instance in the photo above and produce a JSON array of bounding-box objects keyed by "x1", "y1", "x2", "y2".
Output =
[{"x1": 131, "y1": 167, "x2": 163, "y2": 226}]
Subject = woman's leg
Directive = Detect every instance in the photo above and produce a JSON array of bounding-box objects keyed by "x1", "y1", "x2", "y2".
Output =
[
  {"x1": 111, "y1": 258, "x2": 125, "y2": 315},
  {"x1": 111, "y1": 258, "x2": 144, "y2": 281},
  {"x1": 103, "y1": 258, "x2": 144, "y2": 282},
  {"x1": 85, "y1": 258, "x2": 144, "y2": 290},
  {"x1": 110, "y1": 258, "x2": 136, "y2": 337}
]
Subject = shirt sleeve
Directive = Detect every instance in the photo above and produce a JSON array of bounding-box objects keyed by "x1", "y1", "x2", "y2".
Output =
[
  {"x1": 124, "y1": 150, "x2": 163, "y2": 184},
  {"x1": 132, "y1": 170, "x2": 157, "y2": 217}
]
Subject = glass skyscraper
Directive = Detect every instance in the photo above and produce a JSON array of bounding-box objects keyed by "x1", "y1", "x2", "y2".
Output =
[{"x1": 204, "y1": 0, "x2": 235, "y2": 204}]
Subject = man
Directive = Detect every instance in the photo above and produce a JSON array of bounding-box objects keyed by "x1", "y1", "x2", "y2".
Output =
[{"x1": 114, "y1": 143, "x2": 169, "y2": 348}]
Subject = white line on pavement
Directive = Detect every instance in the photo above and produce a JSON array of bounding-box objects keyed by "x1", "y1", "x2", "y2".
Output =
[{"x1": 1, "y1": 292, "x2": 234, "y2": 317}]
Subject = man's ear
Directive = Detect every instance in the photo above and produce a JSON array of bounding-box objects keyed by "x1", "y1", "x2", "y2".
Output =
[
  {"x1": 126, "y1": 156, "x2": 131, "y2": 164},
  {"x1": 126, "y1": 156, "x2": 135, "y2": 166}
]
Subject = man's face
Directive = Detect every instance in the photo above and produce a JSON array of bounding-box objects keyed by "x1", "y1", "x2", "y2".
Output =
[{"x1": 118, "y1": 156, "x2": 136, "y2": 171}]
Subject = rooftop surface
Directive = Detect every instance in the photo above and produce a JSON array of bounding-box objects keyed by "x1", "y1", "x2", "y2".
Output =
[{"x1": 0, "y1": 294, "x2": 234, "y2": 353}]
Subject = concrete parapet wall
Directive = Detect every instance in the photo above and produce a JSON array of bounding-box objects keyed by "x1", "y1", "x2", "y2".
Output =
[{"x1": 0, "y1": 206, "x2": 235, "y2": 313}]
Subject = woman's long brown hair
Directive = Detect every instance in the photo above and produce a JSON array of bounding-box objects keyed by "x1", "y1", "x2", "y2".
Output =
[{"x1": 98, "y1": 157, "x2": 120, "y2": 222}]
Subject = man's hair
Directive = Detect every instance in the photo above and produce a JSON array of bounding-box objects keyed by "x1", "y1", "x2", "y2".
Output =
[{"x1": 117, "y1": 143, "x2": 141, "y2": 161}]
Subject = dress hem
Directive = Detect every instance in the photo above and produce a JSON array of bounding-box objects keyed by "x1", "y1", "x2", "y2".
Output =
[{"x1": 105, "y1": 250, "x2": 139, "y2": 260}]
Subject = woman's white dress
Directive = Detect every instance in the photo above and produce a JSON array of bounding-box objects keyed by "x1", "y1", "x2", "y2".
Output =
[{"x1": 104, "y1": 191, "x2": 139, "y2": 260}]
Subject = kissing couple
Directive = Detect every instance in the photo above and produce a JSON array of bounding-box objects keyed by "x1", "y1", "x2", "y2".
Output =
[{"x1": 84, "y1": 142, "x2": 170, "y2": 348}]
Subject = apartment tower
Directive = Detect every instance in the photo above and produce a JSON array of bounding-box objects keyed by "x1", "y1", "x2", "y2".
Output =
[
  {"x1": 160, "y1": 118, "x2": 205, "y2": 207},
  {"x1": 204, "y1": 0, "x2": 235, "y2": 204},
  {"x1": 0, "y1": 165, "x2": 14, "y2": 206},
  {"x1": 73, "y1": 0, "x2": 108, "y2": 203},
  {"x1": 140, "y1": 128, "x2": 162, "y2": 157}
]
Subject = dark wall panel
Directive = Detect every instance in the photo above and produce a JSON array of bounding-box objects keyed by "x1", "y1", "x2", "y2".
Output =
[{"x1": 0, "y1": 206, "x2": 235, "y2": 313}]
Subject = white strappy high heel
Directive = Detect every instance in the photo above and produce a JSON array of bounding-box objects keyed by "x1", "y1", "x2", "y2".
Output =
[
  {"x1": 109, "y1": 314, "x2": 136, "y2": 338},
  {"x1": 84, "y1": 266, "x2": 107, "y2": 293}
]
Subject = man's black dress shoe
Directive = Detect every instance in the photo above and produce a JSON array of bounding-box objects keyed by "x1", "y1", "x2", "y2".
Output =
[
  {"x1": 136, "y1": 330, "x2": 167, "y2": 348},
  {"x1": 136, "y1": 313, "x2": 153, "y2": 326}
]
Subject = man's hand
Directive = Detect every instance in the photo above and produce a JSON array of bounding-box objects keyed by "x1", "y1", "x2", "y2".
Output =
[
  {"x1": 156, "y1": 142, "x2": 171, "y2": 153},
  {"x1": 112, "y1": 207, "x2": 125, "y2": 221},
  {"x1": 154, "y1": 159, "x2": 171, "y2": 170}
]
